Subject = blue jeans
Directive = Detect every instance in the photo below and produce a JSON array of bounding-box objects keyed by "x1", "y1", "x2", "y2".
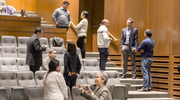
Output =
[
  {"x1": 98, "y1": 48, "x2": 109, "y2": 70},
  {"x1": 141, "y1": 57, "x2": 153, "y2": 90}
]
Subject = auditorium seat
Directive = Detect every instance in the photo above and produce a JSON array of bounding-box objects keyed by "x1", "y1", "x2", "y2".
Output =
[
  {"x1": 27, "y1": 86, "x2": 44, "y2": 100},
  {"x1": 105, "y1": 71, "x2": 121, "y2": 85},
  {"x1": 35, "y1": 71, "x2": 47, "y2": 86},
  {"x1": 76, "y1": 47, "x2": 82, "y2": 60},
  {"x1": 1, "y1": 46, "x2": 17, "y2": 58},
  {"x1": 58, "y1": 59, "x2": 64, "y2": 73},
  {"x1": 0, "y1": 72, "x2": 18, "y2": 86},
  {"x1": 51, "y1": 47, "x2": 65, "y2": 59},
  {"x1": 17, "y1": 36, "x2": 30, "y2": 47},
  {"x1": 0, "y1": 87, "x2": 7, "y2": 100},
  {"x1": 1, "y1": 36, "x2": 17, "y2": 47},
  {"x1": 66, "y1": 87, "x2": 72, "y2": 100},
  {"x1": 72, "y1": 86, "x2": 87, "y2": 100},
  {"x1": 17, "y1": 72, "x2": 36, "y2": 86},
  {"x1": 17, "y1": 47, "x2": 27, "y2": 58},
  {"x1": 17, "y1": 58, "x2": 30, "y2": 71},
  {"x1": 49, "y1": 37, "x2": 65, "y2": 48},
  {"x1": 83, "y1": 59, "x2": 100, "y2": 71},
  {"x1": 0, "y1": 58, "x2": 18, "y2": 71},
  {"x1": 0, "y1": 1, "x2": 6, "y2": 10},
  {"x1": 40, "y1": 37, "x2": 49, "y2": 48},
  {"x1": 42, "y1": 48, "x2": 48, "y2": 59},
  {"x1": 76, "y1": 72, "x2": 88, "y2": 85},
  {"x1": 85, "y1": 71, "x2": 99, "y2": 85}
]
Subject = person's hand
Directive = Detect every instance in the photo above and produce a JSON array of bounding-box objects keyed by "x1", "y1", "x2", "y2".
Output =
[
  {"x1": 133, "y1": 48, "x2": 137, "y2": 52},
  {"x1": 55, "y1": 22, "x2": 58, "y2": 25},
  {"x1": 76, "y1": 73, "x2": 78, "y2": 76},
  {"x1": 44, "y1": 45, "x2": 48, "y2": 48},
  {"x1": 86, "y1": 86, "x2": 92, "y2": 95},
  {"x1": 68, "y1": 72, "x2": 72, "y2": 76},
  {"x1": 76, "y1": 84, "x2": 84, "y2": 92},
  {"x1": 109, "y1": 38, "x2": 112, "y2": 42},
  {"x1": 141, "y1": 49, "x2": 144, "y2": 53}
]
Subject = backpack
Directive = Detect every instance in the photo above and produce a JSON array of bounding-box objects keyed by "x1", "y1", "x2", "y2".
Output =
[{"x1": 52, "y1": 37, "x2": 64, "y2": 47}]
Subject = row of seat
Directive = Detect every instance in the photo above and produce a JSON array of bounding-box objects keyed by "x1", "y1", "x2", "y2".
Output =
[{"x1": 0, "y1": 36, "x2": 65, "y2": 48}]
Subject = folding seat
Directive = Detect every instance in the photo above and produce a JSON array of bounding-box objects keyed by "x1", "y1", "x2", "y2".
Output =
[
  {"x1": 0, "y1": 1, "x2": 6, "y2": 9},
  {"x1": 42, "y1": 48, "x2": 48, "y2": 59},
  {"x1": 1, "y1": 36, "x2": 17, "y2": 47},
  {"x1": 58, "y1": 59, "x2": 64, "y2": 73},
  {"x1": 83, "y1": 59, "x2": 100, "y2": 71},
  {"x1": 0, "y1": 58, "x2": 18, "y2": 71},
  {"x1": 76, "y1": 72, "x2": 88, "y2": 85},
  {"x1": 0, "y1": 87, "x2": 7, "y2": 100},
  {"x1": 35, "y1": 71, "x2": 47, "y2": 86},
  {"x1": 85, "y1": 71, "x2": 99, "y2": 85},
  {"x1": 51, "y1": 47, "x2": 65, "y2": 59},
  {"x1": 1, "y1": 46, "x2": 18, "y2": 58},
  {"x1": 65, "y1": 87, "x2": 72, "y2": 100},
  {"x1": 49, "y1": 37, "x2": 65, "y2": 48},
  {"x1": 17, "y1": 58, "x2": 30, "y2": 71},
  {"x1": 76, "y1": 47, "x2": 82, "y2": 60},
  {"x1": 72, "y1": 86, "x2": 87, "y2": 100},
  {"x1": 17, "y1": 47, "x2": 27, "y2": 58},
  {"x1": 27, "y1": 86, "x2": 44, "y2": 100},
  {"x1": 40, "y1": 37, "x2": 49, "y2": 48},
  {"x1": 17, "y1": 71, "x2": 36, "y2": 87},
  {"x1": 17, "y1": 36, "x2": 30, "y2": 47}
]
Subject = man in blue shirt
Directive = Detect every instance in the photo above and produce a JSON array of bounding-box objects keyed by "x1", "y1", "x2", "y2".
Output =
[{"x1": 134, "y1": 29, "x2": 154, "y2": 92}]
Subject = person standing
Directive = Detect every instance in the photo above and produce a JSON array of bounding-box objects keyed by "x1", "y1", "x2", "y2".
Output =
[
  {"x1": 76, "y1": 10, "x2": 89, "y2": 59},
  {"x1": 134, "y1": 29, "x2": 154, "y2": 92},
  {"x1": 52, "y1": 1, "x2": 71, "y2": 30},
  {"x1": 26, "y1": 27, "x2": 47, "y2": 73},
  {"x1": 97, "y1": 19, "x2": 112, "y2": 71},
  {"x1": 121, "y1": 18, "x2": 138, "y2": 79},
  {"x1": 64, "y1": 42, "x2": 81, "y2": 89}
]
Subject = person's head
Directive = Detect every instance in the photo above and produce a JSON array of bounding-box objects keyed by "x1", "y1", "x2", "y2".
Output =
[
  {"x1": 95, "y1": 72, "x2": 108, "y2": 87},
  {"x1": 144, "y1": 29, "x2": 153, "y2": 38},
  {"x1": 20, "y1": 9, "x2": 26, "y2": 17},
  {"x1": 48, "y1": 59, "x2": 61, "y2": 72},
  {"x1": 177, "y1": 65, "x2": 180, "y2": 73},
  {"x1": 67, "y1": 42, "x2": 76, "y2": 54},
  {"x1": 34, "y1": 27, "x2": 44, "y2": 38},
  {"x1": 49, "y1": 49, "x2": 56, "y2": 60},
  {"x1": 62, "y1": 1, "x2": 69, "y2": 10},
  {"x1": 81, "y1": 10, "x2": 89, "y2": 19},
  {"x1": 127, "y1": 18, "x2": 133, "y2": 28},
  {"x1": 101, "y1": 19, "x2": 110, "y2": 27}
]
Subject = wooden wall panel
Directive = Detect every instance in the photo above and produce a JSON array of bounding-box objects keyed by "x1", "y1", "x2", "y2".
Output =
[{"x1": 5, "y1": 0, "x2": 36, "y2": 11}]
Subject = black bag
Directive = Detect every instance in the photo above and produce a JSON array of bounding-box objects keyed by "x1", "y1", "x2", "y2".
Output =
[{"x1": 52, "y1": 37, "x2": 64, "y2": 47}]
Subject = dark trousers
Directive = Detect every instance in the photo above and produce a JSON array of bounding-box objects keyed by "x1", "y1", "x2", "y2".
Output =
[
  {"x1": 29, "y1": 65, "x2": 40, "y2": 74},
  {"x1": 77, "y1": 36, "x2": 86, "y2": 58},
  {"x1": 98, "y1": 48, "x2": 109, "y2": 70},
  {"x1": 56, "y1": 24, "x2": 69, "y2": 30},
  {"x1": 64, "y1": 74, "x2": 77, "y2": 89}
]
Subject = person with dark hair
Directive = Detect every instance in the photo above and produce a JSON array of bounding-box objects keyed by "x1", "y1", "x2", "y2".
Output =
[
  {"x1": 133, "y1": 29, "x2": 154, "y2": 92},
  {"x1": 64, "y1": 42, "x2": 81, "y2": 89},
  {"x1": 26, "y1": 27, "x2": 47, "y2": 73},
  {"x1": 52, "y1": 1, "x2": 71, "y2": 30},
  {"x1": 77, "y1": 72, "x2": 112, "y2": 100},
  {"x1": 97, "y1": 19, "x2": 112, "y2": 70},
  {"x1": 43, "y1": 59, "x2": 68, "y2": 100},
  {"x1": 177, "y1": 65, "x2": 180, "y2": 73},
  {"x1": 20, "y1": 9, "x2": 26, "y2": 17},
  {"x1": 121, "y1": 18, "x2": 138, "y2": 79},
  {"x1": 76, "y1": 10, "x2": 89, "y2": 58}
]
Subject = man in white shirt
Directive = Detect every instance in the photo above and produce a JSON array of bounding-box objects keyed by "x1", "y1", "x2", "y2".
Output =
[{"x1": 97, "y1": 19, "x2": 112, "y2": 70}]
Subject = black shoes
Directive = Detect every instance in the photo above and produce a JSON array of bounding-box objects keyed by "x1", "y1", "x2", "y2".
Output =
[{"x1": 121, "y1": 74, "x2": 126, "y2": 78}]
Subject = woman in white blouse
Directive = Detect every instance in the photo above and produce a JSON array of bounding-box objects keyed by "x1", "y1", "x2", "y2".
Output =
[
  {"x1": 43, "y1": 59, "x2": 68, "y2": 100},
  {"x1": 76, "y1": 10, "x2": 89, "y2": 59}
]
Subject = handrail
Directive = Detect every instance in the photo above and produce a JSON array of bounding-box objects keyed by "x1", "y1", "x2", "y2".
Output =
[{"x1": 108, "y1": 31, "x2": 118, "y2": 41}]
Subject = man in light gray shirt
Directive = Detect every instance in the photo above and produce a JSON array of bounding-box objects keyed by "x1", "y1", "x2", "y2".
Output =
[{"x1": 52, "y1": 1, "x2": 71, "y2": 30}]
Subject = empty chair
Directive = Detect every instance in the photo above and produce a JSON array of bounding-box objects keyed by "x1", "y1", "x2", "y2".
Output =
[
  {"x1": 76, "y1": 72, "x2": 88, "y2": 85},
  {"x1": 18, "y1": 36, "x2": 30, "y2": 47},
  {"x1": 86, "y1": 71, "x2": 99, "y2": 85},
  {"x1": 83, "y1": 59, "x2": 100, "y2": 71},
  {"x1": 1, "y1": 36, "x2": 17, "y2": 47},
  {"x1": 105, "y1": 71, "x2": 121, "y2": 85},
  {"x1": 17, "y1": 58, "x2": 30, "y2": 71},
  {"x1": 58, "y1": 59, "x2": 64, "y2": 73},
  {"x1": 17, "y1": 47, "x2": 27, "y2": 58},
  {"x1": 76, "y1": 47, "x2": 82, "y2": 60},
  {"x1": 40, "y1": 37, "x2": 49, "y2": 48},
  {"x1": 27, "y1": 86, "x2": 44, "y2": 100},
  {"x1": 49, "y1": 37, "x2": 65, "y2": 48},
  {"x1": 42, "y1": 48, "x2": 48, "y2": 59},
  {"x1": 1, "y1": 46, "x2": 18, "y2": 58},
  {"x1": 17, "y1": 72, "x2": 36, "y2": 86},
  {"x1": 51, "y1": 47, "x2": 65, "y2": 59},
  {"x1": 0, "y1": 87, "x2": 7, "y2": 100},
  {"x1": 35, "y1": 71, "x2": 47, "y2": 86},
  {"x1": 0, "y1": 1, "x2": 6, "y2": 9},
  {"x1": 0, "y1": 58, "x2": 18, "y2": 71},
  {"x1": 66, "y1": 87, "x2": 72, "y2": 100},
  {"x1": 72, "y1": 86, "x2": 87, "y2": 100}
]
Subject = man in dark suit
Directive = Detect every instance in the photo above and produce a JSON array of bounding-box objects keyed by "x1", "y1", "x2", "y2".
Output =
[
  {"x1": 121, "y1": 18, "x2": 138, "y2": 79},
  {"x1": 26, "y1": 27, "x2": 47, "y2": 73}
]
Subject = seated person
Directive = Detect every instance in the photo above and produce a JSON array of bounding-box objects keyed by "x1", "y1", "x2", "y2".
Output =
[
  {"x1": 77, "y1": 72, "x2": 112, "y2": 100},
  {"x1": 177, "y1": 65, "x2": 180, "y2": 73},
  {"x1": 43, "y1": 59, "x2": 68, "y2": 100},
  {"x1": 42, "y1": 49, "x2": 56, "y2": 70},
  {"x1": 20, "y1": 9, "x2": 26, "y2": 17}
]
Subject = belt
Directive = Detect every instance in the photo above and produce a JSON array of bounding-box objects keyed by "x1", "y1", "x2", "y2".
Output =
[{"x1": 70, "y1": 72, "x2": 76, "y2": 75}]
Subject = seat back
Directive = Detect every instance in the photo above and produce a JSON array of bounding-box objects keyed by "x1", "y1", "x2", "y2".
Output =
[
  {"x1": 0, "y1": 58, "x2": 18, "y2": 71},
  {"x1": 51, "y1": 47, "x2": 65, "y2": 59},
  {"x1": 58, "y1": 59, "x2": 64, "y2": 73},
  {"x1": 18, "y1": 36, "x2": 30, "y2": 47},
  {"x1": 76, "y1": 72, "x2": 87, "y2": 85},
  {"x1": 17, "y1": 72, "x2": 36, "y2": 86},
  {"x1": 0, "y1": 72, "x2": 18, "y2": 86},
  {"x1": 72, "y1": 86, "x2": 87, "y2": 100},
  {"x1": 0, "y1": 87, "x2": 7, "y2": 100},
  {"x1": 86, "y1": 71, "x2": 99, "y2": 85},
  {"x1": 17, "y1": 58, "x2": 30, "y2": 71},
  {"x1": 40, "y1": 37, "x2": 49, "y2": 48},
  {"x1": 35, "y1": 71, "x2": 47, "y2": 86},
  {"x1": 83, "y1": 59, "x2": 100, "y2": 71},
  {"x1": 65, "y1": 87, "x2": 72, "y2": 100},
  {"x1": 105, "y1": 71, "x2": 121, "y2": 85},
  {"x1": 27, "y1": 86, "x2": 44, "y2": 100},
  {"x1": 1, "y1": 36, "x2": 17, "y2": 47},
  {"x1": 17, "y1": 47, "x2": 27, "y2": 58},
  {"x1": 1, "y1": 46, "x2": 18, "y2": 58}
]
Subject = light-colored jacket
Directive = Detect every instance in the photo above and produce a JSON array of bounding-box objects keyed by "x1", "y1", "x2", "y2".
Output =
[
  {"x1": 77, "y1": 18, "x2": 88, "y2": 37},
  {"x1": 97, "y1": 25, "x2": 110, "y2": 48},
  {"x1": 43, "y1": 72, "x2": 68, "y2": 100}
]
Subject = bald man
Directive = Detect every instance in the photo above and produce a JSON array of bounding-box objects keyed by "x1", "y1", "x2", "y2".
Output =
[{"x1": 97, "y1": 19, "x2": 112, "y2": 70}]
